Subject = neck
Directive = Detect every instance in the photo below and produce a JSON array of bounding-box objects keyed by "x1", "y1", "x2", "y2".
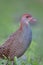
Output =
[
  {"x1": 19, "y1": 22, "x2": 32, "y2": 50},
  {"x1": 19, "y1": 23, "x2": 23, "y2": 30},
  {"x1": 19, "y1": 22, "x2": 29, "y2": 31},
  {"x1": 20, "y1": 24, "x2": 32, "y2": 49},
  {"x1": 19, "y1": 22, "x2": 30, "y2": 41}
]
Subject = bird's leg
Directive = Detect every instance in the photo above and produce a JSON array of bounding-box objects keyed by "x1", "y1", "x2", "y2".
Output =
[
  {"x1": 11, "y1": 61, "x2": 14, "y2": 65},
  {"x1": 6, "y1": 56, "x2": 18, "y2": 65},
  {"x1": 6, "y1": 59, "x2": 12, "y2": 65},
  {"x1": 6, "y1": 60, "x2": 14, "y2": 65}
]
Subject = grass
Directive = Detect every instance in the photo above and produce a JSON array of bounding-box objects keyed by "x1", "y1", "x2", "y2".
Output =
[{"x1": 0, "y1": 0, "x2": 43, "y2": 65}]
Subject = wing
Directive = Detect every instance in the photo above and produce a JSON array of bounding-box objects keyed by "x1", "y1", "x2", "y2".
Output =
[{"x1": 2, "y1": 29, "x2": 22, "y2": 47}]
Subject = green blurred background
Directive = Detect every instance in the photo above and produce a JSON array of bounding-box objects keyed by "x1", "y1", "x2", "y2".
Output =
[{"x1": 0, "y1": 0, "x2": 43, "y2": 65}]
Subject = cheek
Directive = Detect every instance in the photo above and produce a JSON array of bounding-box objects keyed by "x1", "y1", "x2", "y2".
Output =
[{"x1": 28, "y1": 17, "x2": 32, "y2": 21}]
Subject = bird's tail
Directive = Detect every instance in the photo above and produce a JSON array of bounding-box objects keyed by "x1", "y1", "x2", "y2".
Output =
[
  {"x1": 0, "y1": 46, "x2": 10, "y2": 59},
  {"x1": 0, "y1": 46, "x2": 5, "y2": 58}
]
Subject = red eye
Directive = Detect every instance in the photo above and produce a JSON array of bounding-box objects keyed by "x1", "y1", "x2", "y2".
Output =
[
  {"x1": 26, "y1": 16, "x2": 29, "y2": 18},
  {"x1": 26, "y1": 15, "x2": 32, "y2": 18},
  {"x1": 22, "y1": 14, "x2": 32, "y2": 19}
]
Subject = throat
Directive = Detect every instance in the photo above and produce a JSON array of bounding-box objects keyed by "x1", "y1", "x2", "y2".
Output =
[
  {"x1": 21, "y1": 24, "x2": 30, "y2": 40},
  {"x1": 22, "y1": 25, "x2": 30, "y2": 49},
  {"x1": 19, "y1": 22, "x2": 29, "y2": 31},
  {"x1": 19, "y1": 23, "x2": 23, "y2": 30}
]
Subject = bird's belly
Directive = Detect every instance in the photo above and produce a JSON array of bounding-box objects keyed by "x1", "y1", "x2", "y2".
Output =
[{"x1": 8, "y1": 28, "x2": 32, "y2": 60}]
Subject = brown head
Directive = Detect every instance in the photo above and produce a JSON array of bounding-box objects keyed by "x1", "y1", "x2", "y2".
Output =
[
  {"x1": 20, "y1": 14, "x2": 36, "y2": 30},
  {"x1": 21, "y1": 14, "x2": 36, "y2": 23}
]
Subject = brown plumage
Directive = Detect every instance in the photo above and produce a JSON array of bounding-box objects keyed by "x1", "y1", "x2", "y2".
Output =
[{"x1": 0, "y1": 14, "x2": 36, "y2": 61}]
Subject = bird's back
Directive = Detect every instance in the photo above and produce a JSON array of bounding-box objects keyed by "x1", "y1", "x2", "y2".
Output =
[{"x1": 0, "y1": 24, "x2": 32, "y2": 60}]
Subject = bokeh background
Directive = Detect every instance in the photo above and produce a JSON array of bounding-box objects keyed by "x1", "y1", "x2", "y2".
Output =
[{"x1": 0, "y1": 0, "x2": 43, "y2": 65}]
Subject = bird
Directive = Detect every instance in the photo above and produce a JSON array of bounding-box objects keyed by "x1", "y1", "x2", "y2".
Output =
[{"x1": 0, "y1": 14, "x2": 36, "y2": 61}]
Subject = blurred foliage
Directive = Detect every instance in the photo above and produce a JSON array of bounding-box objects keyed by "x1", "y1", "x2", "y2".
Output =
[{"x1": 0, "y1": 0, "x2": 43, "y2": 65}]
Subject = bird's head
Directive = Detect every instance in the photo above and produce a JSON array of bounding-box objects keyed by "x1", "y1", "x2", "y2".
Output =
[
  {"x1": 20, "y1": 14, "x2": 37, "y2": 30},
  {"x1": 20, "y1": 14, "x2": 36, "y2": 25}
]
